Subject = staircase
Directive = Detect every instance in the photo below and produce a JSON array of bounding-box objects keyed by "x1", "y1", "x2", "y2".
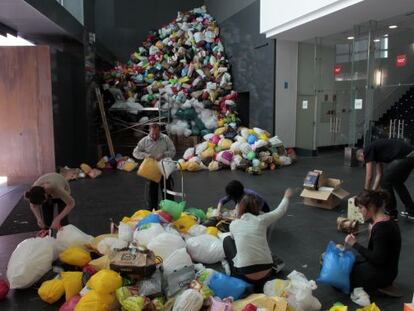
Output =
[{"x1": 371, "y1": 85, "x2": 414, "y2": 143}]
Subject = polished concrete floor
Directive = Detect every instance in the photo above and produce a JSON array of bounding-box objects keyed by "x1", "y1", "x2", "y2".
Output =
[{"x1": 0, "y1": 151, "x2": 413, "y2": 310}]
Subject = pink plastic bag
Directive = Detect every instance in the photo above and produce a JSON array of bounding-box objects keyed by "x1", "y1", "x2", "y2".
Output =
[
  {"x1": 210, "y1": 296, "x2": 234, "y2": 311},
  {"x1": 59, "y1": 294, "x2": 81, "y2": 311}
]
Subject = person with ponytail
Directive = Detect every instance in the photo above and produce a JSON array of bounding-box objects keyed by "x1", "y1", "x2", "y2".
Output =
[
  {"x1": 345, "y1": 190, "x2": 401, "y2": 293},
  {"x1": 25, "y1": 172, "x2": 75, "y2": 230}
]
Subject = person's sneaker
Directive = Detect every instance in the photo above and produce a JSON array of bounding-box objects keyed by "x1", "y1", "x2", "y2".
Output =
[
  {"x1": 351, "y1": 287, "x2": 371, "y2": 306},
  {"x1": 272, "y1": 256, "x2": 285, "y2": 273},
  {"x1": 407, "y1": 212, "x2": 414, "y2": 221},
  {"x1": 221, "y1": 260, "x2": 231, "y2": 275}
]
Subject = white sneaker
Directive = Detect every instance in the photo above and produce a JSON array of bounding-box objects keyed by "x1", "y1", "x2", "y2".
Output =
[
  {"x1": 221, "y1": 260, "x2": 231, "y2": 275},
  {"x1": 351, "y1": 287, "x2": 371, "y2": 307}
]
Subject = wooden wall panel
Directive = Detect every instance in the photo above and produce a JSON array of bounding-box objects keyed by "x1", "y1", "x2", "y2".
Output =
[{"x1": 0, "y1": 46, "x2": 55, "y2": 184}]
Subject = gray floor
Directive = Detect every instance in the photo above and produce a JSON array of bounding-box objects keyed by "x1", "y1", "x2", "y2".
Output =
[{"x1": 0, "y1": 151, "x2": 413, "y2": 310}]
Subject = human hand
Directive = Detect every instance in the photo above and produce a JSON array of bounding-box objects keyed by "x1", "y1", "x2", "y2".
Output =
[
  {"x1": 50, "y1": 218, "x2": 61, "y2": 230},
  {"x1": 37, "y1": 219, "x2": 46, "y2": 229},
  {"x1": 345, "y1": 234, "x2": 357, "y2": 246},
  {"x1": 284, "y1": 188, "x2": 294, "y2": 199},
  {"x1": 155, "y1": 154, "x2": 163, "y2": 161}
]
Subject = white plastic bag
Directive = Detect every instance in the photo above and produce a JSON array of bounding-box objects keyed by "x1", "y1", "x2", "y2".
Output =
[
  {"x1": 187, "y1": 224, "x2": 207, "y2": 237},
  {"x1": 118, "y1": 223, "x2": 134, "y2": 242},
  {"x1": 195, "y1": 142, "x2": 208, "y2": 155},
  {"x1": 173, "y1": 289, "x2": 203, "y2": 311},
  {"x1": 147, "y1": 233, "x2": 186, "y2": 260},
  {"x1": 97, "y1": 237, "x2": 128, "y2": 256},
  {"x1": 56, "y1": 225, "x2": 93, "y2": 252},
  {"x1": 286, "y1": 270, "x2": 321, "y2": 311},
  {"x1": 133, "y1": 223, "x2": 165, "y2": 247},
  {"x1": 186, "y1": 234, "x2": 225, "y2": 264},
  {"x1": 7, "y1": 237, "x2": 55, "y2": 289},
  {"x1": 183, "y1": 148, "x2": 195, "y2": 160},
  {"x1": 269, "y1": 136, "x2": 283, "y2": 147},
  {"x1": 158, "y1": 158, "x2": 177, "y2": 179},
  {"x1": 163, "y1": 248, "x2": 193, "y2": 275}
]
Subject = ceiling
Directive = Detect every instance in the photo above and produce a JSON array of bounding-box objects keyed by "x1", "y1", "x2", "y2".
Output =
[
  {"x1": 267, "y1": 0, "x2": 414, "y2": 42},
  {"x1": 0, "y1": 0, "x2": 66, "y2": 36}
]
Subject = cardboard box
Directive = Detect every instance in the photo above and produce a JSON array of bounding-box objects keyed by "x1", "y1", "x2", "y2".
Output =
[
  {"x1": 347, "y1": 196, "x2": 365, "y2": 223},
  {"x1": 301, "y1": 175, "x2": 350, "y2": 210}
]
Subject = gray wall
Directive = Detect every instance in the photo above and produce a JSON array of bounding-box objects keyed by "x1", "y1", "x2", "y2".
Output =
[
  {"x1": 205, "y1": 0, "x2": 256, "y2": 23},
  {"x1": 95, "y1": 0, "x2": 203, "y2": 62},
  {"x1": 219, "y1": 0, "x2": 275, "y2": 132}
]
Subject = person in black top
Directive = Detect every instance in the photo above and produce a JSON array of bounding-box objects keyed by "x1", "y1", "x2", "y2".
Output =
[
  {"x1": 356, "y1": 139, "x2": 414, "y2": 219},
  {"x1": 345, "y1": 190, "x2": 401, "y2": 293}
]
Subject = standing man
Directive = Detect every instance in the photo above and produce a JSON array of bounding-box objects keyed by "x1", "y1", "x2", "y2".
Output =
[
  {"x1": 133, "y1": 123, "x2": 176, "y2": 210},
  {"x1": 357, "y1": 138, "x2": 414, "y2": 220},
  {"x1": 25, "y1": 172, "x2": 75, "y2": 229}
]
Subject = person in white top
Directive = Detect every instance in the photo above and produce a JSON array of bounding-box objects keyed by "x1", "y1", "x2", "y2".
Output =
[{"x1": 223, "y1": 188, "x2": 292, "y2": 290}]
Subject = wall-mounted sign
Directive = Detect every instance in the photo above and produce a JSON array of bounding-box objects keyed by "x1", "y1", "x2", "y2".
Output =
[
  {"x1": 396, "y1": 54, "x2": 407, "y2": 67},
  {"x1": 302, "y1": 100, "x2": 308, "y2": 109},
  {"x1": 354, "y1": 99, "x2": 363, "y2": 110},
  {"x1": 334, "y1": 64, "x2": 342, "y2": 75}
]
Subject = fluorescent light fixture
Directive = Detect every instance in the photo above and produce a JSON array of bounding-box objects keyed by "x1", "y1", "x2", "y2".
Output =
[
  {"x1": 384, "y1": 34, "x2": 389, "y2": 37},
  {"x1": 374, "y1": 69, "x2": 383, "y2": 87},
  {"x1": 347, "y1": 36, "x2": 355, "y2": 40},
  {"x1": 373, "y1": 39, "x2": 380, "y2": 42},
  {"x1": 0, "y1": 34, "x2": 34, "y2": 46},
  {"x1": 0, "y1": 176, "x2": 7, "y2": 185},
  {"x1": 388, "y1": 25, "x2": 398, "y2": 29}
]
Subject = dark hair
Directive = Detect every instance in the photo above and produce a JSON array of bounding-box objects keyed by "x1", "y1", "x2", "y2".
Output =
[
  {"x1": 355, "y1": 190, "x2": 389, "y2": 212},
  {"x1": 225, "y1": 180, "x2": 244, "y2": 201},
  {"x1": 25, "y1": 186, "x2": 47, "y2": 205},
  {"x1": 238, "y1": 194, "x2": 260, "y2": 217}
]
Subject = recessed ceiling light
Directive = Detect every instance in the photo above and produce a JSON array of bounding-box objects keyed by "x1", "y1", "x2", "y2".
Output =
[
  {"x1": 389, "y1": 25, "x2": 398, "y2": 29},
  {"x1": 347, "y1": 36, "x2": 355, "y2": 40},
  {"x1": 374, "y1": 39, "x2": 381, "y2": 42}
]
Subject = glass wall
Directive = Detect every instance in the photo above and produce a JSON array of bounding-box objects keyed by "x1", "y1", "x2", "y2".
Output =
[
  {"x1": 56, "y1": 0, "x2": 84, "y2": 25},
  {"x1": 296, "y1": 13, "x2": 414, "y2": 151}
]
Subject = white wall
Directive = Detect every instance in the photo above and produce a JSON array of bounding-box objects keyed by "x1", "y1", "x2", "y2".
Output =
[
  {"x1": 275, "y1": 40, "x2": 298, "y2": 147},
  {"x1": 205, "y1": 0, "x2": 256, "y2": 23}
]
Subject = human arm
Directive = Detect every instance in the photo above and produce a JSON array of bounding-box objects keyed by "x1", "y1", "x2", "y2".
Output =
[
  {"x1": 30, "y1": 203, "x2": 45, "y2": 229},
  {"x1": 364, "y1": 162, "x2": 374, "y2": 190},
  {"x1": 258, "y1": 189, "x2": 292, "y2": 227},
  {"x1": 346, "y1": 226, "x2": 389, "y2": 266},
  {"x1": 50, "y1": 188, "x2": 75, "y2": 229},
  {"x1": 133, "y1": 138, "x2": 150, "y2": 160},
  {"x1": 216, "y1": 195, "x2": 232, "y2": 215},
  {"x1": 372, "y1": 162, "x2": 383, "y2": 191},
  {"x1": 162, "y1": 136, "x2": 176, "y2": 159}
]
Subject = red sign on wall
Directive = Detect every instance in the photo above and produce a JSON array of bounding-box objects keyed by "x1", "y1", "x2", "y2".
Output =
[
  {"x1": 396, "y1": 54, "x2": 407, "y2": 67},
  {"x1": 334, "y1": 64, "x2": 342, "y2": 75}
]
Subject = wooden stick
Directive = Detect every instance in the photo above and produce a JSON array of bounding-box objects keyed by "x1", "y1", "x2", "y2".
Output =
[{"x1": 96, "y1": 88, "x2": 115, "y2": 158}]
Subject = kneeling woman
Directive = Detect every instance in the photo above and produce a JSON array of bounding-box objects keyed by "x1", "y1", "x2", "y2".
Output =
[
  {"x1": 345, "y1": 190, "x2": 401, "y2": 293},
  {"x1": 223, "y1": 189, "x2": 292, "y2": 290}
]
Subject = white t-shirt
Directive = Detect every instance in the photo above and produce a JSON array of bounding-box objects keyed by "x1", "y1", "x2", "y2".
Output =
[{"x1": 229, "y1": 197, "x2": 289, "y2": 268}]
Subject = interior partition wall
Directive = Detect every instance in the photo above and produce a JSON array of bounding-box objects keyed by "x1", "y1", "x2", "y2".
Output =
[{"x1": 296, "y1": 14, "x2": 414, "y2": 153}]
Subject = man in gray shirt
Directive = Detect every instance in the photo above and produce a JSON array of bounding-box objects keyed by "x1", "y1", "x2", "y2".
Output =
[{"x1": 133, "y1": 123, "x2": 176, "y2": 210}]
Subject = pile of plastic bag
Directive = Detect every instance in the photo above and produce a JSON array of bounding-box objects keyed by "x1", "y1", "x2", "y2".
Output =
[
  {"x1": 178, "y1": 126, "x2": 296, "y2": 174},
  {"x1": 103, "y1": 6, "x2": 238, "y2": 138}
]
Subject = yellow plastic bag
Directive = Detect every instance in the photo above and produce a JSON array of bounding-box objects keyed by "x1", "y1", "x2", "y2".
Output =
[
  {"x1": 38, "y1": 279, "x2": 65, "y2": 304},
  {"x1": 232, "y1": 294, "x2": 287, "y2": 311},
  {"x1": 87, "y1": 269, "x2": 122, "y2": 295},
  {"x1": 89, "y1": 234, "x2": 118, "y2": 251},
  {"x1": 357, "y1": 303, "x2": 381, "y2": 311},
  {"x1": 206, "y1": 226, "x2": 219, "y2": 237},
  {"x1": 59, "y1": 246, "x2": 91, "y2": 267},
  {"x1": 123, "y1": 161, "x2": 137, "y2": 172},
  {"x1": 329, "y1": 304, "x2": 348, "y2": 311},
  {"x1": 137, "y1": 158, "x2": 162, "y2": 182},
  {"x1": 218, "y1": 139, "x2": 232, "y2": 150},
  {"x1": 177, "y1": 161, "x2": 188, "y2": 171},
  {"x1": 131, "y1": 210, "x2": 151, "y2": 221},
  {"x1": 88, "y1": 255, "x2": 111, "y2": 271},
  {"x1": 214, "y1": 127, "x2": 226, "y2": 135},
  {"x1": 74, "y1": 290, "x2": 114, "y2": 311},
  {"x1": 187, "y1": 161, "x2": 202, "y2": 172},
  {"x1": 200, "y1": 147, "x2": 215, "y2": 160},
  {"x1": 80, "y1": 163, "x2": 92, "y2": 174},
  {"x1": 61, "y1": 271, "x2": 83, "y2": 301},
  {"x1": 174, "y1": 214, "x2": 197, "y2": 233},
  {"x1": 116, "y1": 287, "x2": 145, "y2": 311}
]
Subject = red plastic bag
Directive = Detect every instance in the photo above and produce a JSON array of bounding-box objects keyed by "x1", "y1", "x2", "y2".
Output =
[{"x1": 59, "y1": 294, "x2": 81, "y2": 311}]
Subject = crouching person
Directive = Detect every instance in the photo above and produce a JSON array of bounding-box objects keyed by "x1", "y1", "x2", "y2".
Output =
[
  {"x1": 222, "y1": 189, "x2": 292, "y2": 291},
  {"x1": 345, "y1": 190, "x2": 401, "y2": 294}
]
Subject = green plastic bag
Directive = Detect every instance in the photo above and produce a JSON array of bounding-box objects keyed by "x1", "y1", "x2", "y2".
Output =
[
  {"x1": 116, "y1": 287, "x2": 145, "y2": 311},
  {"x1": 160, "y1": 200, "x2": 186, "y2": 221},
  {"x1": 185, "y1": 208, "x2": 206, "y2": 222}
]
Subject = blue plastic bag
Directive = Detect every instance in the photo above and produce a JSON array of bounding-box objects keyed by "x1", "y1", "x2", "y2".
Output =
[
  {"x1": 137, "y1": 214, "x2": 160, "y2": 229},
  {"x1": 317, "y1": 241, "x2": 355, "y2": 294},
  {"x1": 208, "y1": 272, "x2": 251, "y2": 300}
]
